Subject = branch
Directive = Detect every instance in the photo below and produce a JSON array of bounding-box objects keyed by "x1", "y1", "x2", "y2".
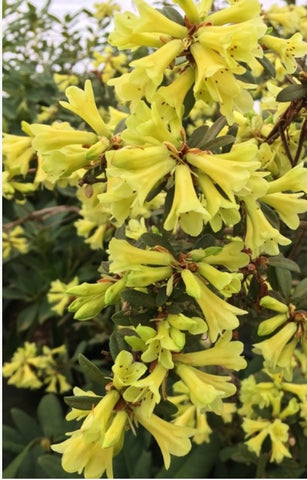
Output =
[{"x1": 3, "y1": 205, "x2": 80, "y2": 231}]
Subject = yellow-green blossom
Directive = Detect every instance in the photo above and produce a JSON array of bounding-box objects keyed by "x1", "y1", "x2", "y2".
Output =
[
  {"x1": 47, "y1": 277, "x2": 79, "y2": 316},
  {"x1": 2, "y1": 226, "x2": 29, "y2": 259}
]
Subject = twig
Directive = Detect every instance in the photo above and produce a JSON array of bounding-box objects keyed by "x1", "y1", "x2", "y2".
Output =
[{"x1": 3, "y1": 205, "x2": 80, "y2": 231}]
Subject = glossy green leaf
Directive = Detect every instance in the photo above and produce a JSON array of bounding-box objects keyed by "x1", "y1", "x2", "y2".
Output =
[
  {"x1": 276, "y1": 84, "x2": 307, "y2": 102},
  {"x1": 64, "y1": 395, "x2": 102, "y2": 410},
  {"x1": 78, "y1": 353, "x2": 109, "y2": 386}
]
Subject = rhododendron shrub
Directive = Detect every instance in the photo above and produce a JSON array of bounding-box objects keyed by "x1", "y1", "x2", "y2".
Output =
[{"x1": 2, "y1": 0, "x2": 307, "y2": 478}]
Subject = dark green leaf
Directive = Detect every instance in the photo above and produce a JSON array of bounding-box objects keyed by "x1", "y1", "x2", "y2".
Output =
[
  {"x1": 260, "y1": 202, "x2": 280, "y2": 229},
  {"x1": 2, "y1": 425, "x2": 25, "y2": 453},
  {"x1": 64, "y1": 395, "x2": 103, "y2": 410},
  {"x1": 3, "y1": 439, "x2": 39, "y2": 478},
  {"x1": 267, "y1": 255, "x2": 300, "y2": 273},
  {"x1": 37, "y1": 394, "x2": 66, "y2": 439},
  {"x1": 291, "y1": 278, "x2": 307, "y2": 308},
  {"x1": 11, "y1": 408, "x2": 42, "y2": 443},
  {"x1": 257, "y1": 56, "x2": 276, "y2": 77},
  {"x1": 155, "y1": 287, "x2": 168, "y2": 307},
  {"x1": 200, "y1": 134, "x2": 236, "y2": 152},
  {"x1": 187, "y1": 125, "x2": 210, "y2": 148},
  {"x1": 78, "y1": 353, "x2": 109, "y2": 386},
  {"x1": 109, "y1": 329, "x2": 129, "y2": 361},
  {"x1": 202, "y1": 116, "x2": 227, "y2": 143},
  {"x1": 17, "y1": 302, "x2": 39, "y2": 332},
  {"x1": 160, "y1": 6, "x2": 185, "y2": 25},
  {"x1": 121, "y1": 289, "x2": 156, "y2": 307},
  {"x1": 276, "y1": 84, "x2": 307, "y2": 103},
  {"x1": 183, "y1": 85, "x2": 195, "y2": 117}
]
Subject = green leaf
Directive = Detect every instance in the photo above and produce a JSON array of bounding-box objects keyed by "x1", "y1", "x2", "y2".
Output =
[
  {"x1": 2, "y1": 425, "x2": 25, "y2": 454},
  {"x1": 202, "y1": 116, "x2": 227, "y2": 143},
  {"x1": 11, "y1": 408, "x2": 42, "y2": 443},
  {"x1": 123, "y1": 429, "x2": 152, "y2": 478},
  {"x1": 78, "y1": 353, "x2": 109, "y2": 386},
  {"x1": 276, "y1": 84, "x2": 307, "y2": 103},
  {"x1": 38, "y1": 453, "x2": 83, "y2": 478},
  {"x1": 64, "y1": 395, "x2": 102, "y2": 410},
  {"x1": 200, "y1": 134, "x2": 236, "y2": 152},
  {"x1": 267, "y1": 255, "x2": 300, "y2": 273},
  {"x1": 188, "y1": 125, "x2": 210, "y2": 148},
  {"x1": 121, "y1": 289, "x2": 156, "y2": 307},
  {"x1": 257, "y1": 55, "x2": 276, "y2": 77},
  {"x1": 220, "y1": 442, "x2": 258, "y2": 465},
  {"x1": 183, "y1": 85, "x2": 195, "y2": 117},
  {"x1": 109, "y1": 329, "x2": 129, "y2": 361},
  {"x1": 291, "y1": 278, "x2": 307, "y2": 308},
  {"x1": 37, "y1": 394, "x2": 66, "y2": 439},
  {"x1": 160, "y1": 6, "x2": 185, "y2": 25},
  {"x1": 17, "y1": 302, "x2": 39, "y2": 332},
  {"x1": 3, "y1": 439, "x2": 39, "y2": 478}
]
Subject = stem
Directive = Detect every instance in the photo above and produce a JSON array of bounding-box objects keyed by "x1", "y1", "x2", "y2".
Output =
[
  {"x1": 2, "y1": 205, "x2": 79, "y2": 231},
  {"x1": 256, "y1": 452, "x2": 269, "y2": 478}
]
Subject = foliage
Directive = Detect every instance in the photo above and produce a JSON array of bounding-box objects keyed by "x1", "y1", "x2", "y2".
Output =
[{"x1": 2, "y1": 0, "x2": 307, "y2": 478}]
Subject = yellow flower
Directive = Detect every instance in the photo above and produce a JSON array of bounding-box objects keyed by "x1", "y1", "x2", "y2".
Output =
[
  {"x1": 243, "y1": 196, "x2": 291, "y2": 257},
  {"x1": 260, "y1": 192, "x2": 307, "y2": 230},
  {"x1": 134, "y1": 407, "x2": 194, "y2": 470},
  {"x1": 53, "y1": 73, "x2": 79, "y2": 92},
  {"x1": 164, "y1": 164, "x2": 210, "y2": 236},
  {"x1": 112, "y1": 350, "x2": 147, "y2": 391},
  {"x1": 174, "y1": 330, "x2": 247, "y2": 371},
  {"x1": 108, "y1": 238, "x2": 175, "y2": 273},
  {"x1": 2, "y1": 133, "x2": 34, "y2": 177},
  {"x1": 261, "y1": 33, "x2": 307, "y2": 74},
  {"x1": 59, "y1": 80, "x2": 110, "y2": 137},
  {"x1": 2, "y1": 342, "x2": 43, "y2": 389},
  {"x1": 253, "y1": 322, "x2": 298, "y2": 369},
  {"x1": 47, "y1": 277, "x2": 79, "y2": 316},
  {"x1": 2, "y1": 226, "x2": 29, "y2": 259},
  {"x1": 181, "y1": 273, "x2": 246, "y2": 342}
]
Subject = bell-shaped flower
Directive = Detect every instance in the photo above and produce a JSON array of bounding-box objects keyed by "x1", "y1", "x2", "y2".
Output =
[
  {"x1": 112, "y1": 350, "x2": 147, "y2": 391},
  {"x1": 197, "y1": 173, "x2": 241, "y2": 232},
  {"x1": 242, "y1": 417, "x2": 271, "y2": 456},
  {"x1": 157, "y1": 67, "x2": 195, "y2": 119},
  {"x1": 174, "y1": 330, "x2": 246, "y2": 371},
  {"x1": 52, "y1": 431, "x2": 115, "y2": 479},
  {"x1": 29, "y1": 122, "x2": 98, "y2": 154},
  {"x1": 243, "y1": 196, "x2": 291, "y2": 257},
  {"x1": 123, "y1": 363, "x2": 168, "y2": 415},
  {"x1": 164, "y1": 164, "x2": 210, "y2": 236},
  {"x1": 196, "y1": 18, "x2": 266, "y2": 74},
  {"x1": 187, "y1": 141, "x2": 259, "y2": 202},
  {"x1": 98, "y1": 177, "x2": 135, "y2": 226},
  {"x1": 197, "y1": 262, "x2": 243, "y2": 297},
  {"x1": 129, "y1": 39, "x2": 184, "y2": 94},
  {"x1": 253, "y1": 322, "x2": 298, "y2": 369},
  {"x1": 102, "y1": 410, "x2": 129, "y2": 449},
  {"x1": 260, "y1": 192, "x2": 307, "y2": 230},
  {"x1": 106, "y1": 145, "x2": 176, "y2": 206},
  {"x1": 175, "y1": 363, "x2": 225, "y2": 411},
  {"x1": 122, "y1": 100, "x2": 180, "y2": 146},
  {"x1": 266, "y1": 165, "x2": 307, "y2": 194},
  {"x1": 198, "y1": 237, "x2": 249, "y2": 271},
  {"x1": 108, "y1": 238, "x2": 175, "y2": 273},
  {"x1": 2, "y1": 133, "x2": 35, "y2": 177},
  {"x1": 181, "y1": 273, "x2": 246, "y2": 342},
  {"x1": 269, "y1": 419, "x2": 292, "y2": 463},
  {"x1": 134, "y1": 406, "x2": 194, "y2": 470},
  {"x1": 207, "y1": 0, "x2": 262, "y2": 25},
  {"x1": 59, "y1": 80, "x2": 110, "y2": 137},
  {"x1": 261, "y1": 33, "x2": 307, "y2": 74}
]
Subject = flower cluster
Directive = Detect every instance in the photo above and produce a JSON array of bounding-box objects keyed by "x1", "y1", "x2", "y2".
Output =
[{"x1": 2, "y1": 342, "x2": 71, "y2": 393}]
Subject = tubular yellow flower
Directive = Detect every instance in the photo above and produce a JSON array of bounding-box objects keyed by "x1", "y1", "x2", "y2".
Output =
[
  {"x1": 108, "y1": 238, "x2": 175, "y2": 273},
  {"x1": 164, "y1": 163, "x2": 210, "y2": 236},
  {"x1": 47, "y1": 277, "x2": 79, "y2": 316},
  {"x1": 260, "y1": 192, "x2": 307, "y2": 230},
  {"x1": 207, "y1": 0, "x2": 262, "y2": 25},
  {"x1": 112, "y1": 350, "x2": 147, "y2": 391},
  {"x1": 197, "y1": 262, "x2": 243, "y2": 297},
  {"x1": 2, "y1": 133, "x2": 34, "y2": 177},
  {"x1": 261, "y1": 33, "x2": 307, "y2": 74},
  {"x1": 174, "y1": 330, "x2": 247, "y2": 371},
  {"x1": 59, "y1": 80, "x2": 110, "y2": 137},
  {"x1": 182, "y1": 273, "x2": 246, "y2": 342},
  {"x1": 253, "y1": 322, "x2": 298, "y2": 369},
  {"x1": 134, "y1": 407, "x2": 194, "y2": 470},
  {"x1": 243, "y1": 196, "x2": 291, "y2": 257}
]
